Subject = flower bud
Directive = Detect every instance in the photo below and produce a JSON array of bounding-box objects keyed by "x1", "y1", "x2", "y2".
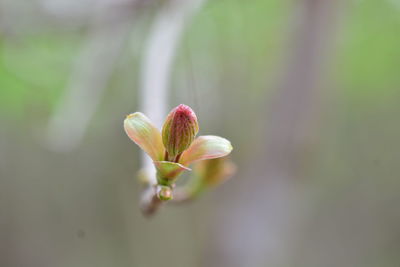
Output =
[
  {"x1": 162, "y1": 104, "x2": 199, "y2": 161},
  {"x1": 157, "y1": 185, "x2": 173, "y2": 201}
]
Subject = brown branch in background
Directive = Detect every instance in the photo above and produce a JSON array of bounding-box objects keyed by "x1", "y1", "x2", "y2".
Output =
[{"x1": 207, "y1": 0, "x2": 344, "y2": 266}]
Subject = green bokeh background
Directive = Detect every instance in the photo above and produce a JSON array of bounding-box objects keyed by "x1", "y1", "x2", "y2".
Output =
[{"x1": 1, "y1": 0, "x2": 400, "y2": 266}]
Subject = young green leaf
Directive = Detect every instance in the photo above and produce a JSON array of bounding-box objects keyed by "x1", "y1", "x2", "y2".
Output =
[{"x1": 124, "y1": 112, "x2": 165, "y2": 161}]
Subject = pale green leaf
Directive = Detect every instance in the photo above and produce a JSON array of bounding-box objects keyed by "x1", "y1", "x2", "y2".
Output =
[
  {"x1": 180, "y1": 135, "x2": 233, "y2": 166},
  {"x1": 124, "y1": 112, "x2": 165, "y2": 161}
]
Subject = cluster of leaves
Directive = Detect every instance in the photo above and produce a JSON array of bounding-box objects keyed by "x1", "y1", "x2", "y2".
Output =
[{"x1": 124, "y1": 104, "x2": 234, "y2": 203}]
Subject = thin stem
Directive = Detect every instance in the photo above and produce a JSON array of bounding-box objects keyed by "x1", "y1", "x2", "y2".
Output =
[
  {"x1": 164, "y1": 150, "x2": 169, "y2": 161},
  {"x1": 174, "y1": 153, "x2": 182, "y2": 163}
]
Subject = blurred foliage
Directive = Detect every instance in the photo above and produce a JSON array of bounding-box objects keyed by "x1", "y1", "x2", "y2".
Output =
[
  {"x1": 337, "y1": 0, "x2": 400, "y2": 102},
  {"x1": 1, "y1": 0, "x2": 400, "y2": 266},
  {"x1": 0, "y1": 34, "x2": 80, "y2": 117},
  {"x1": 1, "y1": 0, "x2": 400, "y2": 114}
]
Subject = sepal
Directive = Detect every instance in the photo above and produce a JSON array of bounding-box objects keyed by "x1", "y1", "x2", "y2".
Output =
[{"x1": 154, "y1": 161, "x2": 191, "y2": 185}]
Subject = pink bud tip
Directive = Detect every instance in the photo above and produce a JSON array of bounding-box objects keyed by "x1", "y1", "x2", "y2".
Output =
[
  {"x1": 162, "y1": 104, "x2": 199, "y2": 161},
  {"x1": 176, "y1": 104, "x2": 197, "y2": 119}
]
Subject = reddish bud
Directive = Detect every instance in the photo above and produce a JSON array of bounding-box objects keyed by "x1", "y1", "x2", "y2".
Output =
[{"x1": 162, "y1": 104, "x2": 199, "y2": 161}]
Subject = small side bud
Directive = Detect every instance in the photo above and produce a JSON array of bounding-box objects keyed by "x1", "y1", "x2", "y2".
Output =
[
  {"x1": 162, "y1": 104, "x2": 199, "y2": 161},
  {"x1": 157, "y1": 185, "x2": 173, "y2": 201}
]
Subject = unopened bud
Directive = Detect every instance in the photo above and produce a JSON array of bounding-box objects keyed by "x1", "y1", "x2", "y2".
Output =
[
  {"x1": 157, "y1": 185, "x2": 173, "y2": 201},
  {"x1": 162, "y1": 104, "x2": 199, "y2": 161}
]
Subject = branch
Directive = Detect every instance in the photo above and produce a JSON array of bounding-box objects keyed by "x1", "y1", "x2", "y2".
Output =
[{"x1": 206, "y1": 0, "x2": 344, "y2": 265}]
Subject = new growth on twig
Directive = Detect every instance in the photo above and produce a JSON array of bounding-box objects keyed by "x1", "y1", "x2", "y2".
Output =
[{"x1": 124, "y1": 104, "x2": 234, "y2": 216}]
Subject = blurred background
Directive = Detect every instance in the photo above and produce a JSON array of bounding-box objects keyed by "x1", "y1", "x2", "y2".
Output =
[{"x1": 1, "y1": 0, "x2": 400, "y2": 266}]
